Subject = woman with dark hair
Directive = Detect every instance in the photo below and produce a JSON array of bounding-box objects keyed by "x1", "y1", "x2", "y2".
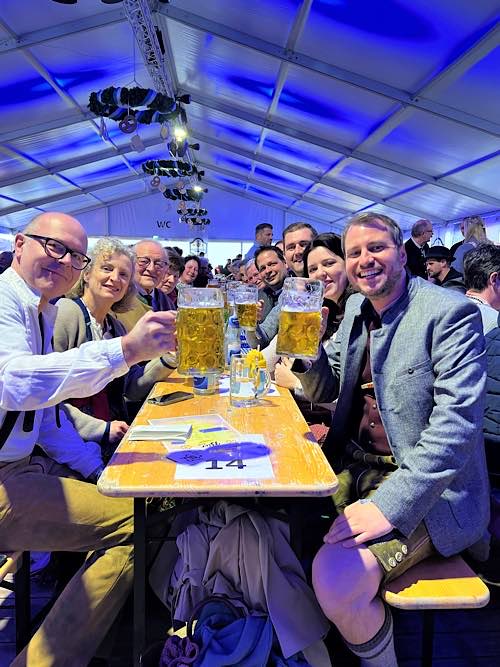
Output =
[
  {"x1": 275, "y1": 233, "x2": 354, "y2": 431},
  {"x1": 302, "y1": 232, "x2": 353, "y2": 339},
  {"x1": 179, "y1": 254, "x2": 200, "y2": 286}
]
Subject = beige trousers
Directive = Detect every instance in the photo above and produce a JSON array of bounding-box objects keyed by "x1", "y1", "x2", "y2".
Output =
[{"x1": 0, "y1": 456, "x2": 133, "y2": 667}]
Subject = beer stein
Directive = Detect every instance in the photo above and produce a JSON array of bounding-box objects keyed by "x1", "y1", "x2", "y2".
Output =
[
  {"x1": 226, "y1": 281, "x2": 243, "y2": 307},
  {"x1": 230, "y1": 355, "x2": 271, "y2": 407},
  {"x1": 276, "y1": 277, "x2": 323, "y2": 359},
  {"x1": 177, "y1": 287, "x2": 225, "y2": 375},
  {"x1": 234, "y1": 284, "x2": 258, "y2": 330}
]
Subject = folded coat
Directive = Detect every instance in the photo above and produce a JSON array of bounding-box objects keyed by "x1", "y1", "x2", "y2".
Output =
[{"x1": 150, "y1": 500, "x2": 330, "y2": 664}]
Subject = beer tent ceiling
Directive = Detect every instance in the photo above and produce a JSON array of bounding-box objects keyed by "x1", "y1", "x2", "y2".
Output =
[{"x1": 0, "y1": 0, "x2": 499, "y2": 238}]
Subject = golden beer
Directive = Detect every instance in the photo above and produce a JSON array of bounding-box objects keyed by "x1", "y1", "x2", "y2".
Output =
[
  {"x1": 236, "y1": 302, "x2": 258, "y2": 329},
  {"x1": 276, "y1": 309, "x2": 321, "y2": 359},
  {"x1": 177, "y1": 306, "x2": 225, "y2": 374}
]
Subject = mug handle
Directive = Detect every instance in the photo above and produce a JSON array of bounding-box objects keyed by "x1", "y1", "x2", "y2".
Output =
[{"x1": 255, "y1": 368, "x2": 272, "y2": 398}]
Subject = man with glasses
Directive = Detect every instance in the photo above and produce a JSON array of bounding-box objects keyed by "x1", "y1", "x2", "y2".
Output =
[
  {"x1": 404, "y1": 219, "x2": 433, "y2": 279},
  {"x1": 115, "y1": 239, "x2": 173, "y2": 332},
  {"x1": 0, "y1": 212, "x2": 177, "y2": 666},
  {"x1": 292, "y1": 212, "x2": 488, "y2": 667}
]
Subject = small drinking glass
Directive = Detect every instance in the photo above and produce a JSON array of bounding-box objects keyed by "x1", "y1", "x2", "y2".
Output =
[
  {"x1": 193, "y1": 374, "x2": 218, "y2": 395},
  {"x1": 234, "y1": 285, "x2": 258, "y2": 330},
  {"x1": 276, "y1": 277, "x2": 323, "y2": 360},
  {"x1": 177, "y1": 287, "x2": 225, "y2": 375},
  {"x1": 230, "y1": 355, "x2": 271, "y2": 407},
  {"x1": 226, "y1": 281, "x2": 243, "y2": 307}
]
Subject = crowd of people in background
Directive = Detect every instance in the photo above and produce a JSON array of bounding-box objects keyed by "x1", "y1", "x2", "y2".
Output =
[{"x1": 0, "y1": 209, "x2": 497, "y2": 667}]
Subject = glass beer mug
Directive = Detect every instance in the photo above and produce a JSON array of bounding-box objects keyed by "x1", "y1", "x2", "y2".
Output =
[
  {"x1": 230, "y1": 355, "x2": 271, "y2": 407},
  {"x1": 177, "y1": 287, "x2": 225, "y2": 375},
  {"x1": 234, "y1": 284, "x2": 258, "y2": 330},
  {"x1": 276, "y1": 277, "x2": 323, "y2": 359}
]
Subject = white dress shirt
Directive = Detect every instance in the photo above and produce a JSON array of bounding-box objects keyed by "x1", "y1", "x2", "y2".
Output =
[{"x1": 0, "y1": 268, "x2": 129, "y2": 477}]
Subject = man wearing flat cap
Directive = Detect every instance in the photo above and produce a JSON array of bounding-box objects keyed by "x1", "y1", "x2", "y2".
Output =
[{"x1": 425, "y1": 245, "x2": 466, "y2": 293}]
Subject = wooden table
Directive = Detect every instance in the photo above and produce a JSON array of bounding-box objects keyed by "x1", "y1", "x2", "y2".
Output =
[{"x1": 98, "y1": 375, "x2": 338, "y2": 665}]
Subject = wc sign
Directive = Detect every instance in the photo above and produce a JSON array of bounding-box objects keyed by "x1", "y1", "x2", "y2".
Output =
[{"x1": 156, "y1": 220, "x2": 172, "y2": 229}]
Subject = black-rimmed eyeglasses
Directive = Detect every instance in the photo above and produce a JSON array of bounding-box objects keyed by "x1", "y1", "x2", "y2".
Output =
[{"x1": 25, "y1": 234, "x2": 91, "y2": 270}]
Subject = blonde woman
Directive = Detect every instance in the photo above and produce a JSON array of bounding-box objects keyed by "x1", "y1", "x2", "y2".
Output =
[
  {"x1": 452, "y1": 216, "x2": 489, "y2": 274},
  {"x1": 53, "y1": 238, "x2": 176, "y2": 455}
]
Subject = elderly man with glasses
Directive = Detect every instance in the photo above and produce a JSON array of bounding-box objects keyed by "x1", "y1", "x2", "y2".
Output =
[
  {"x1": 0, "y1": 212, "x2": 177, "y2": 666},
  {"x1": 115, "y1": 239, "x2": 174, "y2": 332}
]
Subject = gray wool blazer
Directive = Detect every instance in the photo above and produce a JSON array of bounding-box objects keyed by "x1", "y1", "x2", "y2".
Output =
[
  {"x1": 296, "y1": 277, "x2": 490, "y2": 557},
  {"x1": 53, "y1": 298, "x2": 175, "y2": 442}
]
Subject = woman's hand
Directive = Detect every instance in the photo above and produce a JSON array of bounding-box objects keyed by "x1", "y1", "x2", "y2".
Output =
[
  {"x1": 275, "y1": 357, "x2": 301, "y2": 390},
  {"x1": 319, "y1": 305, "x2": 330, "y2": 340},
  {"x1": 108, "y1": 420, "x2": 129, "y2": 444},
  {"x1": 257, "y1": 300, "x2": 265, "y2": 323}
]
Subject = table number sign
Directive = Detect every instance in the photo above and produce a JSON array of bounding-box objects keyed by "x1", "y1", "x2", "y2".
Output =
[{"x1": 172, "y1": 434, "x2": 274, "y2": 480}]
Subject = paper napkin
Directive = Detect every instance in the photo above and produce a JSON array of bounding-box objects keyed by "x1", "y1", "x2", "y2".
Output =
[{"x1": 128, "y1": 424, "x2": 192, "y2": 441}]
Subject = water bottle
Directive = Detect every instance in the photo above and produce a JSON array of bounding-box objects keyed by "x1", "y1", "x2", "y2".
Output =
[
  {"x1": 240, "y1": 327, "x2": 252, "y2": 355},
  {"x1": 225, "y1": 309, "x2": 241, "y2": 367}
]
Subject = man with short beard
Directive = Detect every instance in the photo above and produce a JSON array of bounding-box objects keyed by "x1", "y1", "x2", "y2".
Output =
[{"x1": 293, "y1": 212, "x2": 488, "y2": 667}]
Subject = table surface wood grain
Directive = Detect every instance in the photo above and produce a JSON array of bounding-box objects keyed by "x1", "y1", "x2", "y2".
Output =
[{"x1": 98, "y1": 375, "x2": 338, "y2": 498}]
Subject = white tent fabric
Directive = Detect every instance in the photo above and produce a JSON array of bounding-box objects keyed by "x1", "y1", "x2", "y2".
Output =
[{"x1": 0, "y1": 0, "x2": 499, "y2": 242}]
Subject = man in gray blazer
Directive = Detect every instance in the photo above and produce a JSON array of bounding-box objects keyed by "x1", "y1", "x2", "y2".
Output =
[{"x1": 295, "y1": 212, "x2": 489, "y2": 667}]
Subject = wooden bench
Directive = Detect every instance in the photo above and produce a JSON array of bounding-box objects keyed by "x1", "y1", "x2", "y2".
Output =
[
  {"x1": 0, "y1": 552, "x2": 31, "y2": 653},
  {"x1": 381, "y1": 555, "x2": 490, "y2": 667}
]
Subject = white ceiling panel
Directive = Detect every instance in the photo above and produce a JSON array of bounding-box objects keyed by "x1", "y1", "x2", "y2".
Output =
[
  {"x1": 309, "y1": 183, "x2": 375, "y2": 211},
  {"x1": 0, "y1": 150, "x2": 37, "y2": 180},
  {"x1": 445, "y1": 154, "x2": 500, "y2": 196},
  {"x1": 358, "y1": 204, "x2": 424, "y2": 231},
  {"x1": 424, "y1": 46, "x2": 500, "y2": 124},
  {"x1": 275, "y1": 64, "x2": 397, "y2": 148},
  {"x1": 252, "y1": 163, "x2": 313, "y2": 191},
  {"x1": 61, "y1": 157, "x2": 134, "y2": 189},
  {"x1": 297, "y1": 0, "x2": 500, "y2": 91},
  {"x1": 0, "y1": 208, "x2": 38, "y2": 232},
  {"x1": 29, "y1": 24, "x2": 155, "y2": 112},
  {"x1": 41, "y1": 194, "x2": 100, "y2": 215},
  {"x1": 389, "y1": 183, "x2": 495, "y2": 220},
  {"x1": 187, "y1": 102, "x2": 261, "y2": 152},
  {"x1": 368, "y1": 109, "x2": 500, "y2": 175},
  {"x1": 288, "y1": 200, "x2": 343, "y2": 223},
  {"x1": 1, "y1": 175, "x2": 75, "y2": 205},
  {"x1": 328, "y1": 159, "x2": 422, "y2": 198},
  {"x1": 197, "y1": 144, "x2": 252, "y2": 178},
  {"x1": 260, "y1": 130, "x2": 342, "y2": 175},
  {"x1": 165, "y1": 23, "x2": 281, "y2": 115},
  {"x1": 92, "y1": 179, "x2": 147, "y2": 204},
  {"x1": 168, "y1": 0, "x2": 298, "y2": 47},
  {"x1": 0, "y1": 51, "x2": 74, "y2": 134},
  {"x1": 0, "y1": 0, "x2": 121, "y2": 35},
  {"x1": 7, "y1": 121, "x2": 107, "y2": 168}
]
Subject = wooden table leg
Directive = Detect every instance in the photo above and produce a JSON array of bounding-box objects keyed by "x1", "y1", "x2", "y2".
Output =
[{"x1": 133, "y1": 498, "x2": 147, "y2": 667}]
